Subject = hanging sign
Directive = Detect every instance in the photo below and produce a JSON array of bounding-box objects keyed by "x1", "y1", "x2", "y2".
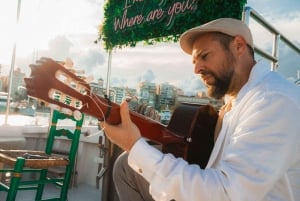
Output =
[{"x1": 99, "y1": 0, "x2": 247, "y2": 50}]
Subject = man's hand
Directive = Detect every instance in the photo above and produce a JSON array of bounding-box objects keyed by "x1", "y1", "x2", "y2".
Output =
[{"x1": 99, "y1": 101, "x2": 142, "y2": 152}]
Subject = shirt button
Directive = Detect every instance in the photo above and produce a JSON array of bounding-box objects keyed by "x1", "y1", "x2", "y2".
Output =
[{"x1": 138, "y1": 168, "x2": 143, "y2": 174}]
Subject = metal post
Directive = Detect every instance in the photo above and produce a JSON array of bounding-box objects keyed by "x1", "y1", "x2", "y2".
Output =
[
  {"x1": 106, "y1": 50, "x2": 112, "y2": 95},
  {"x1": 242, "y1": 6, "x2": 251, "y2": 26},
  {"x1": 102, "y1": 49, "x2": 112, "y2": 201},
  {"x1": 271, "y1": 34, "x2": 280, "y2": 71},
  {"x1": 5, "y1": 0, "x2": 22, "y2": 125}
]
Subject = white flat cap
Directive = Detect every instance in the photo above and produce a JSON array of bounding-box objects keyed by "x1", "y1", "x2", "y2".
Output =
[{"x1": 179, "y1": 18, "x2": 254, "y2": 55}]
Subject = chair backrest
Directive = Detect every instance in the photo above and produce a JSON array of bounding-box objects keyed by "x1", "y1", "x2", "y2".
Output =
[{"x1": 45, "y1": 110, "x2": 84, "y2": 165}]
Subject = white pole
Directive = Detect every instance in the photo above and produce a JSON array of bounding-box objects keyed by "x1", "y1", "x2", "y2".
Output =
[
  {"x1": 102, "y1": 49, "x2": 114, "y2": 201},
  {"x1": 5, "y1": 0, "x2": 22, "y2": 125},
  {"x1": 105, "y1": 50, "x2": 112, "y2": 95}
]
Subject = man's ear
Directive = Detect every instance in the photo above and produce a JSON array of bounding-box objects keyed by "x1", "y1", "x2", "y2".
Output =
[{"x1": 232, "y1": 35, "x2": 248, "y2": 55}]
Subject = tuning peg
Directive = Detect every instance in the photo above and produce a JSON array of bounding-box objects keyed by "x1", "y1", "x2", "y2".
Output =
[
  {"x1": 48, "y1": 103, "x2": 61, "y2": 111},
  {"x1": 61, "y1": 108, "x2": 73, "y2": 116},
  {"x1": 73, "y1": 110, "x2": 82, "y2": 121}
]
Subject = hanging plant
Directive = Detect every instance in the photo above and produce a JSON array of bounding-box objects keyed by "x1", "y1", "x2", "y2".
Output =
[{"x1": 98, "y1": 0, "x2": 247, "y2": 51}]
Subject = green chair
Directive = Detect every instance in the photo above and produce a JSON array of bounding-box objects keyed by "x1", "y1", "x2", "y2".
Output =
[{"x1": 0, "y1": 110, "x2": 84, "y2": 201}]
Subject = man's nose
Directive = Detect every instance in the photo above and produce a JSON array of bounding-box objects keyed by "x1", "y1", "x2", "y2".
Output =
[{"x1": 194, "y1": 61, "x2": 205, "y2": 74}]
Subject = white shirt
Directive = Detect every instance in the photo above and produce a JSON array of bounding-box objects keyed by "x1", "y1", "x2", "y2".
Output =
[{"x1": 128, "y1": 61, "x2": 300, "y2": 201}]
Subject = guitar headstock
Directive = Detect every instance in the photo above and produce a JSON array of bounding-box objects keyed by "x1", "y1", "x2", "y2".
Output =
[{"x1": 24, "y1": 57, "x2": 93, "y2": 119}]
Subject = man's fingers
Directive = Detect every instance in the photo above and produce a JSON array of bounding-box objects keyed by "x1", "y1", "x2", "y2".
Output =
[
  {"x1": 99, "y1": 121, "x2": 105, "y2": 129},
  {"x1": 99, "y1": 101, "x2": 129, "y2": 129},
  {"x1": 120, "y1": 101, "x2": 131, "y2": 125}
]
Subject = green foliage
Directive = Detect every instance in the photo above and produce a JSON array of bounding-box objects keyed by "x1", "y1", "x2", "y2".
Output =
[{"x1": 98, "y1": 0, "x2": 247, "y2": 51}]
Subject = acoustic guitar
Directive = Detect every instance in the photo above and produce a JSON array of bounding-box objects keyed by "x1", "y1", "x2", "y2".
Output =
[{"x1": 24, "y1": 57, "x2": 218, "y2": 168}]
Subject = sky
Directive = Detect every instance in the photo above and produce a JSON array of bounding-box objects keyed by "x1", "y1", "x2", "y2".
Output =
[{"x1": 0, "y1": 0, "x2": 299, "y2": 96}]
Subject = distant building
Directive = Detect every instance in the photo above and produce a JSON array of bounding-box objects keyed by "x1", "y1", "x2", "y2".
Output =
[
  {"x1": 0, "y1": 76, "x2": 8, "y2": 92},
  {"x1": 110, "y1": 86, "x2": 137, "y2": 104},
  {"x1": 97, "y1": 78, "x2": 104, "y2": 88},
  {"x1": 110, "y1": 87, "x2": 124, "y2": 103},
  {"x1": 90, "y1": 79, "x2": 105, "y2": 97},
  {"x1": 11, "y1": 68, "x2": 26, "y2": 100},
  {"x1": 157, "y1": 82, "x2": 177, "y2": 110},
  {"x1": 137, "y1": 81, "x2": 156, "y2": 107}
]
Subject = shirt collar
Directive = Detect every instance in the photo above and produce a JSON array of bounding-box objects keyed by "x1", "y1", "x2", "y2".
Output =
[{"x1": 225, "y1": 60, "x2": 270, "y2": 105}]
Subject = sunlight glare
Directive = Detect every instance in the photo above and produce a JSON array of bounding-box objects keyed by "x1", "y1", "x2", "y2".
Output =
[
  {"x1": 0, "y1": 1, "x2": 17, "y2": 64},
  {"x1": 0, "y1": 0, "x2": 57, "y2": 65}
]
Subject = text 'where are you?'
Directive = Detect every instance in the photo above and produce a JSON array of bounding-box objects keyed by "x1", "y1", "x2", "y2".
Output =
[{"x1": 114, "y1": 0, "x2": 199, "y2": 31}]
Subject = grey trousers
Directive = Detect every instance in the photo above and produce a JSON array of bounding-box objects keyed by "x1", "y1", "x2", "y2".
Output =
[{"x1": 113, "y1": 152, "x2": 155, "y2": 201}]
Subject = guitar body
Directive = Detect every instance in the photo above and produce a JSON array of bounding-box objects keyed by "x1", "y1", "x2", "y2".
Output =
[
  {"x1": 163, "y1": 103, "x2": 218, "y2": 168},
  {"x1": 24, "y1": 58, "x2": 218, "y2": 168}
]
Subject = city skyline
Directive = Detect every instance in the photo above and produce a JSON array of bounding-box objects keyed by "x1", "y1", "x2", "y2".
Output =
[{"x1": 0, "y1": 0, "x2": 299, "y2": 97}]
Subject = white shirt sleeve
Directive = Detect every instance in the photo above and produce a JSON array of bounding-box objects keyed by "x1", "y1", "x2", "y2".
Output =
[{"x1": 128, "y1": 138, "x2": 230, "y2": 201}]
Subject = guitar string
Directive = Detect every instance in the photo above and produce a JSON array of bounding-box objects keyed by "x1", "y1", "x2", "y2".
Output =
[
  {"x1": 78, "y1": 92, "x2": 108, "y2": 137},
  {"x1": 75, "y1": 80, "x2": 114, "y2": 135},
  {"x1": 85, "y1": 90, "x2": 107, "y2": 135}
]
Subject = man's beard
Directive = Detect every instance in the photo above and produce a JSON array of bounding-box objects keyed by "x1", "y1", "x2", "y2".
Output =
[
  {"x1": 207, "y1": 76, "x2": 231, "y2": 99},
  {"x1": 205, "y1": 66, "x2": 234, "y2": 99}
]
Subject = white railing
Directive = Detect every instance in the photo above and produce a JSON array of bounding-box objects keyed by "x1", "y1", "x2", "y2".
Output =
[{"x1": 242, "y1": 6, "x2": 300, "y2": 72}]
